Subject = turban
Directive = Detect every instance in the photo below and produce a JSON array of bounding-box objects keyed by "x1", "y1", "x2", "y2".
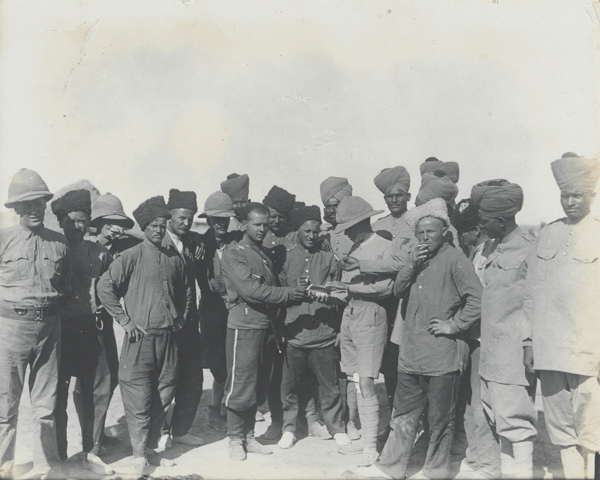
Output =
[
  {"x1": 419, "y1": 158, "x2": 460, "y2": 184},
  {"x1": 51, "y1": 189, "x2": 92, "y2": 222},
  {"x1": 415, "y1": 172, "x2": 459, "y2": 206},
  {"x1": 374, "y1": 166, "x2": 411, "y2": 194},
  {"x1": 335, "y1": 196, "x2": 384, "y2": 234},
  {"x1": 133, "y1": 196, "x2": 171, "y2": 231},
  {"x1": 263, "y1": 185, "x2": 296, "y2": 215},
  {"x1": 470, "y1": 179, "x2": 524, "y2": 219},
  {"x1": 221, "y1": 173, "x2": 250, "y2": 201},
  {"x1": 238, "y1": 202, "x2": 269, "y2": 222},
  {"x1": 404, "y1": 198, "x2": 450, "y2": 231},
  {"x1": 320, "y1": 177, "x2": 353, "y2": 204},
  {"x1": 289, "y1": 205, "x2": 322, "y2": 231},
  {"x1": 551, "y1": 152, "x2": 600, "y2": 194},
  {"x1": 167, "y1": 189, "x2": 198, "y2": 213}
]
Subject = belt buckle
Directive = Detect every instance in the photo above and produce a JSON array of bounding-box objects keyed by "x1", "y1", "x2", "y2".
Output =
[{"x1": 35, "y1": 305, "x2": 42, "y2": 322}]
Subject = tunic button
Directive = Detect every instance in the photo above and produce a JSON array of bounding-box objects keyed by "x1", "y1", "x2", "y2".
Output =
[
  {"x1": 418, "y1": 285, "x2": 422, "y2": 289},
  {"x1": 569, "y1": 231, "x2": 573, "y2": 235},
  {"x1": 566, "y1": 242, "x2": 570, "y2": 246},
  {"x1": 563, "y1": 252, "x2": 567, "y2": 255}
]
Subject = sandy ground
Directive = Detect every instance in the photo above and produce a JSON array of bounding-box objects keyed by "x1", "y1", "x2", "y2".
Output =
[{"x1": 12, "y1": 326, "x2": 563, "y2": 480}]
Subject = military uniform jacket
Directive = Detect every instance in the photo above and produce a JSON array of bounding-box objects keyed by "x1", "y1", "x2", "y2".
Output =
[
  {"x1": 320, "y1": 224, "x2": 355, "y2": 260},
  {"x1": 221, "y1": 235, "x2": 292, "y2": 330},
  {"x1": 526, "y1": 214, "x2": 600, "y2": 376},
  {"x1": 479, "y1": 227, "x2": 534, "y2": 386}
]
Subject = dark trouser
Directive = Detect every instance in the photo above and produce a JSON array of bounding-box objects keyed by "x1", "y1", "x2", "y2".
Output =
[
  {"x1": 0, "y1": 314, "x2": 62, "y2": 472},
  {"x1": 376, "y1": 370, "x2": 461, "y2": 480},
  {"x1": 162, "y1": 322, "x2": 203, "y2": 437},
  {"x1": 462, "y1": 341, "x2": 500, "y2": 475},
  {"x1": 56, "y1": 314, "x2": 119, "y2": 458},
  {"x1": 199, "y1": 304, "x2": 228, "y2": 389},
  {"x1": 119, "y1": 328, "x2": 178, "y2": 458},
  {"x1": 281, "y1": 343, "x2": 344, "y2": 435},
  {"x1": 262, "y1": 334, "x2": 283, "y2": 425},
  {"x1": 225, "y1": 328, "x2": 270, "y2": 440},
  {"x1": 380, "y1": 342, "x2": 399, "y2": 410}
]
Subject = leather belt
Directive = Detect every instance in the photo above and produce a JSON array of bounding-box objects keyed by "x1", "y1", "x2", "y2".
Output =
[{"x1": 0, "y1": 303, "x2": 58, "y2": 321}]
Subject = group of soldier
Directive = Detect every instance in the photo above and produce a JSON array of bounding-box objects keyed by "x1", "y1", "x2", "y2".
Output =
[{"x1": 0, "y1": 152, "x2": 598, "y2": 480}]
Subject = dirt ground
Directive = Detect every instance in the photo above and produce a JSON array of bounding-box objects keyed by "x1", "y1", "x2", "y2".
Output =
[{"x1": 12, "y1": 327, "x2": 563, "y2": 480}]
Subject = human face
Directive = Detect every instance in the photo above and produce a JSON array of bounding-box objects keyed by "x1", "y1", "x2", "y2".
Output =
[
  {"x1": 560, "y1": 190, "x2": 595, "y2": 224},
  {"x1": 168, "y1": 208, "x2": 194, "y2": 237},
  {"x1": 267, "y1": 207, "x2": 286, "y2": 234},
  {"x1": 144, "y1": 217, "x2": 168, "y2": 246},
  {"x1": 297, "y1": 220, "x2": 321, "y2": 250},
  {"x1": 244, "y1": 211, "x2": 270, "y2": 243},
  {"x1": 14, "y1": 198, "x2": 46, "y2": 230},
  {"x1": 60, "y1": 211, "x2": 90, "y2": 243},
  {"x1": 415, "y1": 217, "x2": 447, "y2": 255},
  {"x1": 479, "y1": 216, "x2": 504, "y2": 239},
  {"x1": 208, "y1": 216, "x2": 230, "y2": 237},
  {"x1": 459, "y1": 228, "x2": 479, "y2": 248},
  {"x1": 384, "y1": 185, "x2": 410, "y2": 218},
  {"x1": 323, "y1": 197, "x2": 341, "y2": 226},
  {"x1": 232, "y1": 198, "x2": 249, "y2": 209}
]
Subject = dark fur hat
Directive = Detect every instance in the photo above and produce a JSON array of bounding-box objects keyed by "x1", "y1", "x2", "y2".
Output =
[
  {"x1": 133, "y1": 196, "x2": 171, "y2": 231},
  {"x1": 262, "y1": 185, "x2": 296, "y2": 215},
  {"x1": 289, "y1": 205, "x2": 322, "y2": 231},
  {"x1": 51, "y1": 189, "x2": 91, "y2": 222},
  {"x1": 167, "y1": 189, "x2": 198, "y2": 213}
]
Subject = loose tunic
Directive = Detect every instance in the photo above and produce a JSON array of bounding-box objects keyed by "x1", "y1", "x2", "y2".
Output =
[
  {"x1": 526, "y1": 214, "x2": 600, "y2": 376},
  {"x1": 395, "y1": 243, "x2": 482, "y2": 376},
  {"x1": 479, "y1": 227, "x2": 534, "y2": 386}
]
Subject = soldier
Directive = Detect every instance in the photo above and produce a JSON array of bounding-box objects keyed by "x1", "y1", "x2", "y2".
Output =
[
  {"x1": 221, "y1": 203, "x2": 305, "y2": 461},
  {"x1": 159, "y1": 189, "x2": 205, "y2": 447},
  {"x1": 326, "y1": 196, "x2": 394, "y2": 464},
  {"x1": 97, "y1": 196, "x2": 192, "y2": 475},
  {"x1": 471, "y1": 180, "x2": 536, "y2": 478},
  {"x1": 526, "y1": 153, "x2": 600, "y2": 479},
  {"x1": 196, "y1": 192, "x2": 241, "y2": 433},
  {"x1": 319, "y1": 177, "x2": 354, "y2": 259},
  {"x1": 0, "y1": 169, "x2": 68, "y2": 479},
  {"x1": 221, "y1": 173, "x2": 250, "y2": 232},
  {"x1": 260, "y1": 185, "x2": 297, "y2": 440},
  {"x1": 51, "y1": 189, "x2": 115, "y2": 475}
]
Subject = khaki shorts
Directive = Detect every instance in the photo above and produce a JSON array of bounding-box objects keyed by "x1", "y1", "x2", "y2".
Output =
[
  {"x1": 340, "y1": 302, "x2": 387, "y2": 378},
  {"x1": 480, "y1": 377, "x2": 537, "y2": 443},
  {"x1": 539, "y1": 370, "x2": 600, "y2": 451}
]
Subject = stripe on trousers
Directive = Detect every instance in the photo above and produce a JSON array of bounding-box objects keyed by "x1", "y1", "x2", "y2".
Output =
[{"x1": 225, "y1": 328, "x2": 238, "y2": 408}]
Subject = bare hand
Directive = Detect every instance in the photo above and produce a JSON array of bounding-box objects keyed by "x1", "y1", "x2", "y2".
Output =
[
  {"x1": 427, "y1": 317, "x2": 454, "y2": 336},
  {"x1": 289, "y1": 286, "x2": 307, "y2": 301},
  {"x1": 296, "y1": 276, "x2": 311, "y2": 288},
  {"x1": 335, "y1": 332, "x2": 341, "y2": 348},
  {"x1": 173, "y1": 316, "x2": 186, "y2": 332},
  {"x1": 341, "y1": 256, "x2": 360, "y2": 272},
  {"x1": 412, "y1": 244, "x2": 429, "y2": 267},
  {"x1": 320, "y1": 238, "x2": 332, "y2": 252},
  {"x1": 124, "y1": 322, "x2": 146, "y2": 343},
  {"x1": 195, "y1": 242, "x2": 206, "y2": 261},
  {"x1": 325, "y1": 281, "x2": 348, "y2": 291},
  {"x1": 523, "y1": 346, "x2": 534, "y2": 375}
]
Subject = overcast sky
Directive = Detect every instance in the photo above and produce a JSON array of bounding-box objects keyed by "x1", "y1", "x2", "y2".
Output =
[{"x1": 1, "y1": 0, "x2": 599, "y2": 227}]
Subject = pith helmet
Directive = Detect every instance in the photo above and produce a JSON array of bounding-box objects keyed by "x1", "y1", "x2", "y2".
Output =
[
  {"x1": 5, "y1": 168, "x2": 53, "y2": 208},
  {"x1": 90, "y1": 193, "x2": 134, "y2": 229}
]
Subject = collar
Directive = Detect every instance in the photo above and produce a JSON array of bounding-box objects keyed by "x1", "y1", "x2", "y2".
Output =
[
  {"x1": 18, "y1": 223, "x2": 40, "y2": 240},
  {"x1": 499, "y1": 226, "x2": 522, "y2": 245}
]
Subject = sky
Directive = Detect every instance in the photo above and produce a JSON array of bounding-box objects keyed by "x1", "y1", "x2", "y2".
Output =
[{"x1": 1, "y1": 0, "x2": 599, "y2": 227}]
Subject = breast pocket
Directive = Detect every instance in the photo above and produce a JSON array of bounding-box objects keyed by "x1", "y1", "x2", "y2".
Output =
[
  {"x1": 535, "y1": 246, "x2": 558, "y2": 281},
  {"x1": 497, "y1": 257, "x2": 525, "y2": 285},
  {"x1": 0, "y1": 252, "x2": 30, "y2": 281},
  {"x1": 571, "y1": 252, "x2": 599, "y2": 285}
]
